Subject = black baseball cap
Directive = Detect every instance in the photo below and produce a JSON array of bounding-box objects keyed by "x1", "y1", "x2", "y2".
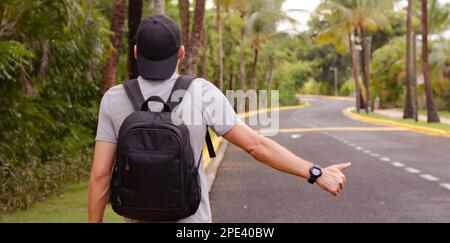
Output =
[{"x1": 136, "y1": 14, "x2": 181, "y2": 80}]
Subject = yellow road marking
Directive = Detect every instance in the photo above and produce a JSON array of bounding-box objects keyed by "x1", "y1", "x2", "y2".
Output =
[{"x1": 259, "y1": 127, "x2": 409, "y2": 134}]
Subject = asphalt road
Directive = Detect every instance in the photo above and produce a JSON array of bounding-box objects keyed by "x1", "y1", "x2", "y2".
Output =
[{"x1": 209, "y1": 97, "x2": 450, "y2": 223}]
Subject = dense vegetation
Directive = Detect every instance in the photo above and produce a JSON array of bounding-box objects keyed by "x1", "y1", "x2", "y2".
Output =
[
  {"x1": 1, "y1": 0, "x2": 449, "y2": 213},
  {"x1": 0, "y1": 0, "x2": 110, "y2": 213}
]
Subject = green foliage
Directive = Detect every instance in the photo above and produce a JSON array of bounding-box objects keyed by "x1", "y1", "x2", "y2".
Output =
[
  {"x1": 315, "y1": 0, "x2": 396, "y2": 54},
  {"x1": 371, "y1": 36, "x2": 450, "y2": 110},
  {"x1": 273, "y1": 61, "x2": 304, "y2": 105},
  {"x1": 0, "y1": 41, "x2": 34, "y2": 80},
  {"x1": 301, "y1": 79, "x2": 330, "y2": 95},
  {"x1": 442, "y1": 85, "x2": 450, "y2": 112},
  {"x1": 370, "y1": 37, "x2": 406, "y2": 108},
  {"x1": 290, "y1": 61, "x2": 318, "y2": 88},
  {"x1": 0, "y1": 0, "x2": 110, "y2": 213},
  {"x1": 339, "y1": 78, "x2": 355, "y2": 97},
  {"x1": 275, "y1": 76, "x2": 299, "y2": 106}
]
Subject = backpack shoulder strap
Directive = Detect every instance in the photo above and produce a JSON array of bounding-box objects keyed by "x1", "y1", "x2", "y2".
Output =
[
  {"x1": 205, "y1": 129, "x2": 216, "y2": 158},
  {"x1": 123, "y1": 79, "x2": 145, "y2": 112},
  {"x1": 167, "y1": 75, "x2": 195, "y2": 111},
  {"x1": 168, "y1": 75, "x2": 216, "y2": 158}
]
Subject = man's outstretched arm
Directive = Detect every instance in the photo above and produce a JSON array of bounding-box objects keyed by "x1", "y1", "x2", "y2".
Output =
[
  {"x1": 223, "y1": 123, "x2": 351, "y2": 196},
  {"x1": 88, "y1": 141, "x2": 116, "y2": 223}
]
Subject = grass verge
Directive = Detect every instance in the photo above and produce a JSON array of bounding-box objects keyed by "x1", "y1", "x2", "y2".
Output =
[{"x1": 0, "y1": 182, "x2": 122, "y2": 223}]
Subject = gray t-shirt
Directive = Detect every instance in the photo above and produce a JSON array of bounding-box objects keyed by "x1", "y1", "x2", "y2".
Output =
[{"x1": 96, "y1": 73, "x2": 239, "y2": 223}]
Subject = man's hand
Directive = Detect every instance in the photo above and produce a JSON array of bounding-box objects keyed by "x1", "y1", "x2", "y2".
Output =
[{"x1": 316, "y1": 163, "x2": 351, "y2": 197}]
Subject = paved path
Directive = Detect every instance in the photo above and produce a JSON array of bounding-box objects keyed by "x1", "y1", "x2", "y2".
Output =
[{"x1": 209, "y1": 97, "x2": 450, "y2": 223}]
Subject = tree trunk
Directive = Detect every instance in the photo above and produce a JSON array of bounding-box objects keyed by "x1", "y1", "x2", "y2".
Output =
[
  {"x1": 348, "y1": 32, "x2": 361, "y2": 112},
  {"x1": 215, "y1": 0, "x2": 224, "y2": 90},
  {"x1": 363, "y1": 36, "x2": 372, "y2": 113},
  {"x1": 404, "y1": 0, "x2": 415, "y2": 119},
  {"x1": 250, "y1": 47, "x2": 259, "y2": 90},
  {"x1": 357, "y1": 27, "x2": 370, "y2": 113},
  {"x1": 421, "y1": 0, "x2": 440, "y2": 123},
  {"x1": 230, "y1": 72, "x2": 235, "y2": 91},
  {"x1": 187, "y1": 0, "x2": 206, "y2": 76},
  {"x1": 230, "y1": 72, "x2": 237, "y2": 112},
  {"x1": 239, "y1": 24, "x2": 246, "y2": 91},
  {"x1": 20, "y1": 68, "x2": 35, "y2": 96},
  {"x1": 178, "y1": 0, "x2": 190, "y2": 74},
  {"x1": 200, "y1": 25, "x2": 208, "y2": 77},
  {"x1": 267, "y1": 56, "x2": 275, "y2": 105},
  {"x1": 152, "y1": 0, "x2": 165, "y2": 14},
  {"x1": 101, "y1": 0, "x2": 126, "y2": 96},
  {"x1": 38, "y1": 40, "x2": 49, "y2": 81},
  {"x1": 128, "y1": 0, "x2": 143, "y2": 80}
]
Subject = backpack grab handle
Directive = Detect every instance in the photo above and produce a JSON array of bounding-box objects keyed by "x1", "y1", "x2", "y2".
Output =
[{"x1": 141, "y1": 96, "x2": 171, "y2": 112}]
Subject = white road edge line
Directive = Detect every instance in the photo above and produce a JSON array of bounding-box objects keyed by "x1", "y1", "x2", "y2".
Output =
[
  {"x1": 420, "y1": 174, "x2": 439, "y2": 182},
  {"x1": 380, "y1": 157, "x2": 391, "y2": 162},
  {"x1": 370, "y1": 153, "x2": 380, "y2": 157},
  {"x1": 440, "y1": 183, "x2": 450, "y2": 191},
  {"x1": 405, "y1": 167, "x2": 421, "y2": 174},
  {"x1": 391, "y1": 162, "x2": 405, "y2": 168}
]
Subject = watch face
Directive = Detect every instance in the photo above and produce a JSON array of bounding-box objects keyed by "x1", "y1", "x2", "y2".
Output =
[{"x1": 312, "y1": 168, "x2": 321, "y2": 176}]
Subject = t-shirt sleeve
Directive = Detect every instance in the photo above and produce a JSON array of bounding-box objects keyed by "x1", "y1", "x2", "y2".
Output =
[
  {"x1": 200, "y1": 79, "x2": 241, "y2": 137},
  {"x1": 95, "y1": 93, "x2": 117, "y2": 143}
]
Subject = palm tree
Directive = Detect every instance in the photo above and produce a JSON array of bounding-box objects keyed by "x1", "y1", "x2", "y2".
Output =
[
  {"x1": 403, "y1": 0, "x2": 415, "y2": 119},
  {"x1": 248, "y1": 13, "x2": 295, "y2": 91},
  {"x1": 101, "y1": 0, "x2": 126, "y2": 95},
  {"x1": 249, "y1": 1, "x2": 297, "y2": 91},
  {"x1": 421, "y1": 0, "x2": 440, "y2": 123},
  {"x1": 316, "y1": 0, "x2": 394, "y2": 112},
  {"x1": 231, "y1": 0, "x2": 290, "y2": 91},
  {"x1": 128, "y1": 0, "x2": 143, "y2": 80}
]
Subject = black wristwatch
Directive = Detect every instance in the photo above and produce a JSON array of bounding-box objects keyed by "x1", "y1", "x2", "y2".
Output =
[{"x1": 308, "y1": 165, "x2": 323, "y2": 184}]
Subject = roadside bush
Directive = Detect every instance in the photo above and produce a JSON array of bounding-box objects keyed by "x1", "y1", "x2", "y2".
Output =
[
  {"x1": 339, "y1": 78, "x2": 355, "y2": 97},
  {"x1": 301, "y1": 79, "x2": 330, "y2": 95},
  {"x1": 273, "y1": 62, "x2": 303, "y2": 106},
  {"x1": 0, "y1": 0, "x2": 110, "y2": 213},
  {"x1": 276, "y1": 76, "x2": 299, "y2": 106},
  {"x1": 371, "y1": 37, "x2": 406, "y2": 108}
]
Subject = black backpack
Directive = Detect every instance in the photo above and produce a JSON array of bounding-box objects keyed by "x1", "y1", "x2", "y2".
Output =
[{"x1": 110, "y1": 75, "x2": 216, "y2": 221}]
